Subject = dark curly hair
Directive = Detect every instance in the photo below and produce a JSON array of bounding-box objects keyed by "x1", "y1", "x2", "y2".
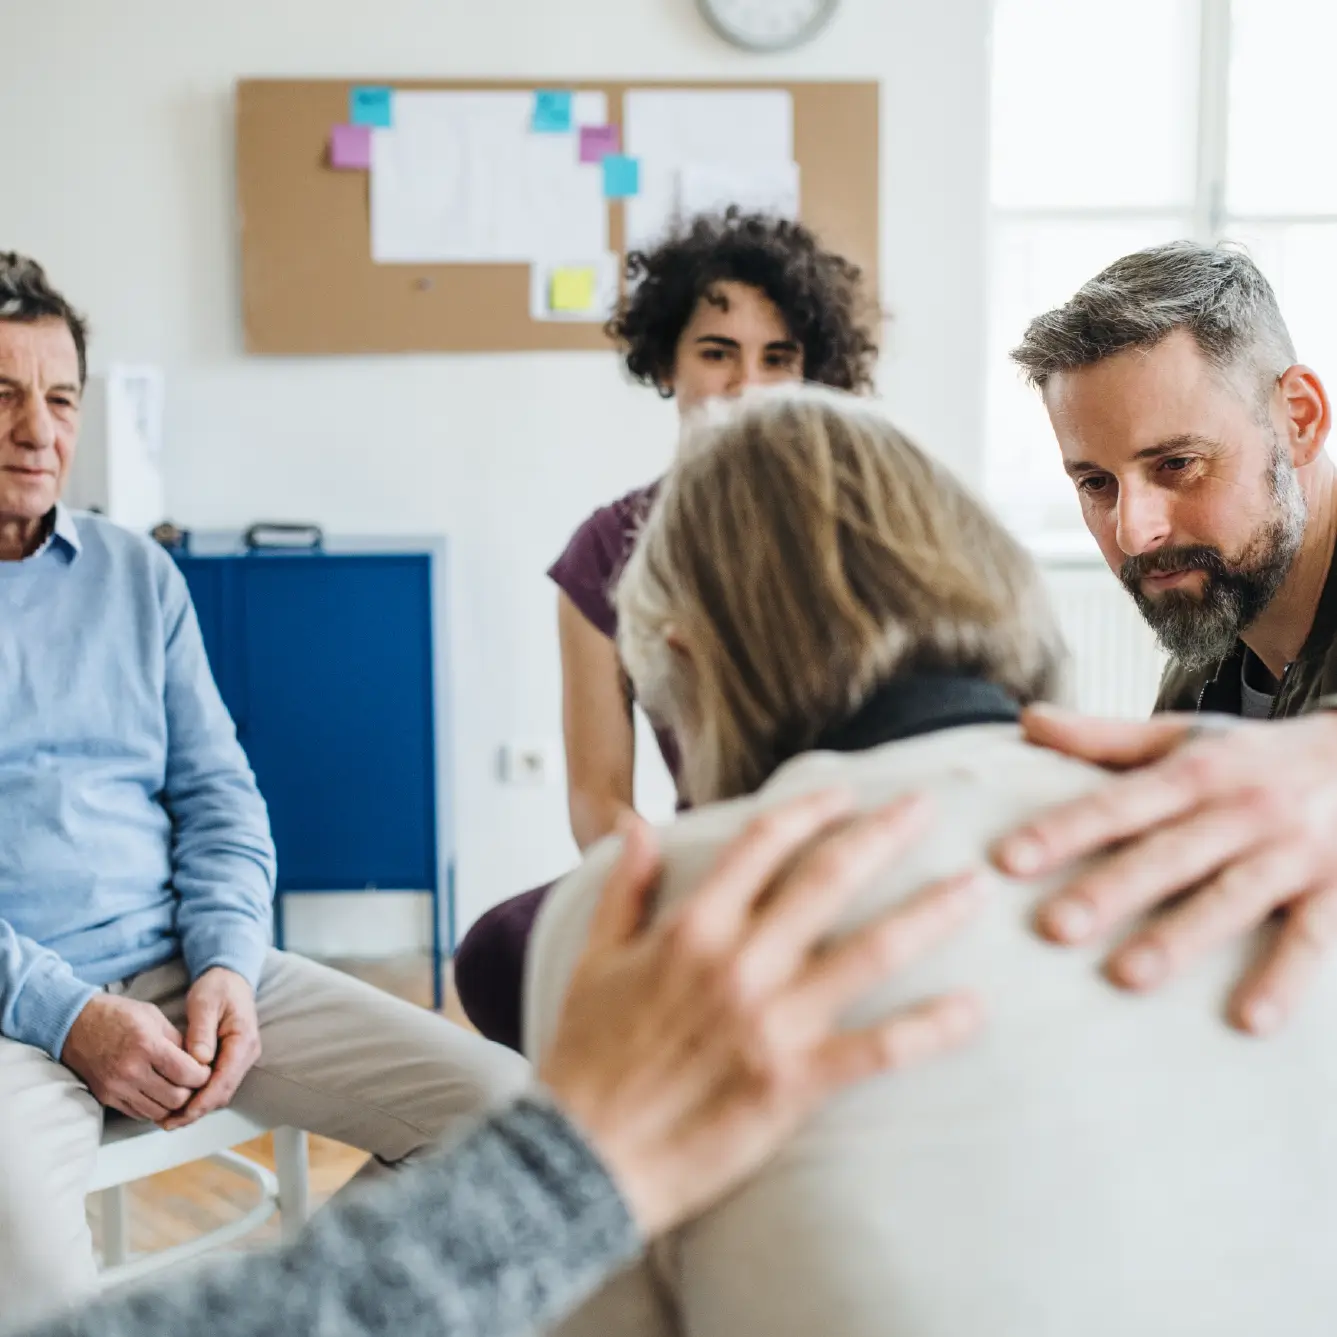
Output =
[{"x1": 606, "y1": 211, "x2": 879, "y2": 397}]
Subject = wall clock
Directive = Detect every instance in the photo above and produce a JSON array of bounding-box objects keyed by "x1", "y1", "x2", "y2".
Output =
[{"x1": 696, "y1": 0, "x2": 841, "y2": 53}]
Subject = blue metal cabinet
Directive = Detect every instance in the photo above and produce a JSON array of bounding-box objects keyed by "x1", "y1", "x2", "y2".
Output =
[{"x1": 174, "y1": 539, "x2": 452, "y2": 1008}]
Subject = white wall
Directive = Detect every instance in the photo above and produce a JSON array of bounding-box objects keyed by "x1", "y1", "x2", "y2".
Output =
[{"x1": 2, "y1": 0, "x2": 991, "y2": 943}]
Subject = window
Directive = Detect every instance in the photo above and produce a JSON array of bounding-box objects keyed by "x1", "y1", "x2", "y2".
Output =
[{"x1": 987, "y1": 0, "x2": 1337, "y2": 537}]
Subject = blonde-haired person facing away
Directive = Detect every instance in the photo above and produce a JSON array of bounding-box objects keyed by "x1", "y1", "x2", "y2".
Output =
[{"x1": 525, "y1": 385, "x2": 1337, "y2": 1337}]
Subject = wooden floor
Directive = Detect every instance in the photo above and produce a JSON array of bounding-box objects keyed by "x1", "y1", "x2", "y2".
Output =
[{"x1": 87, "y1": 955, "x2": 474, "y2": 1259}]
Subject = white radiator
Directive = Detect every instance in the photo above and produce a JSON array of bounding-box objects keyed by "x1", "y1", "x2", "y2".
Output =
[{"x1": 1037, "y1": 559, "x2": 1167, "y2": 720}]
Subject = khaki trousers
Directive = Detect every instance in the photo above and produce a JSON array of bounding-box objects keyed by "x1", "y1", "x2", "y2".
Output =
[{"x1": 0, "y1": 949, "x2": 530, "y2": 1331}]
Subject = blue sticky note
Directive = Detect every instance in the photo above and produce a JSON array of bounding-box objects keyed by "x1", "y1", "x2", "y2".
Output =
[
  {"x1": 350, "y1": 86, "x2": 394, "y2": 129},
  {"x1": 602, "y1": 155, "x2": 640, "y2": 199},
  {"x1": 533, "y1": 90, "x2": 574, "y2": 133}
]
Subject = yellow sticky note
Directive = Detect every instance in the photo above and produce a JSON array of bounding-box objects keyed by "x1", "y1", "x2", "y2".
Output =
[{"x1": 550, "y1": 267, "x2": 597, "y2": 313}]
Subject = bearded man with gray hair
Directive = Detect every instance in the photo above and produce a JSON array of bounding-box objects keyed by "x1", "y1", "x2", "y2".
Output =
[
  {"x1": 1013, "y1": 239, "x2": 1325, "y2": 712},
  {"x1": 990, "y1": 241, "x2": 1337, "y2": 1045}
]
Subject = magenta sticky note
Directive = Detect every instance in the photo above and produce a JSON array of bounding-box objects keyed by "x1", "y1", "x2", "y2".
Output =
[
  {"x1": 579, "y1": 124, "x2": 620, "y2": 164},
  {"x1": 329, "y1": 124, "x2": 373, "y2": 171}
]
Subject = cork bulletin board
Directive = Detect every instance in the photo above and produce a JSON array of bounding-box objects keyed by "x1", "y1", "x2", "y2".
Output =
[{"x1": 236, "y1": 78, "x2": 879, "y2": 356}]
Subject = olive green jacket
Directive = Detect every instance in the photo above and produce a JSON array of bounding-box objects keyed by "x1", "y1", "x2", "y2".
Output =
[{"x1": 1155, "y1": 547, "x2": 1337, "y2": 717}]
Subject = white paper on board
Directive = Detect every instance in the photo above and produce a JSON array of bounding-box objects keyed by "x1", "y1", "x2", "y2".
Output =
[
  {"x1": 676, "y1": 161, "x2": 800, "y2": 227},
  {"x1": 523, "y1": 133, "x2": 609, "y2": 259},
  {"x1": 623, "y1": 89, "x2": 794, "y2": 252},
  {"x1": 370, "y1": 91, "x2": 608, "y2": 264}
]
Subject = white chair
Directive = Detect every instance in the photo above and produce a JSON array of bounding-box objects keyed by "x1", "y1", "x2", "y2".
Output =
[{"x1": 90, "y1": 1110, "x2": 310, "y2": 1288}]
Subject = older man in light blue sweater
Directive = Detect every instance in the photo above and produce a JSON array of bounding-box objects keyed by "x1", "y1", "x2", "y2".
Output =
[{"x1": 0, "y1": 253, "x2": 528, "y2": 1331}]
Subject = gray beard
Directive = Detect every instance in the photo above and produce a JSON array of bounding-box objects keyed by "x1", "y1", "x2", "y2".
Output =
[
  {"x1": 1120, "y1": 474, "x2": 1307, "y2": 670},
  {"x1": 1127, "y1": 561, "x2": 1280, "y2": 669}
]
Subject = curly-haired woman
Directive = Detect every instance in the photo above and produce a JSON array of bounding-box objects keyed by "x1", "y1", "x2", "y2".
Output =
[{"x1": 453, "y1": 211, "x2": 880, "y2": 1051}]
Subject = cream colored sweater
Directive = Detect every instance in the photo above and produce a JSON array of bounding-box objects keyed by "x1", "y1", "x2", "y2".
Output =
[{"x1": 527, "y1": 724, "x2": 1337, "y2": 1337}]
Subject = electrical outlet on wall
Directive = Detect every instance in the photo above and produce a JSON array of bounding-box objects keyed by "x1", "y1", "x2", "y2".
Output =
[{"x1": 498, "y1": 741, "x2": 557, "y2": 787}]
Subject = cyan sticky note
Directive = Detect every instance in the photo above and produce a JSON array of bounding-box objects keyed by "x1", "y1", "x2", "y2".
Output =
[
  {"x1": 579, "y1": 124, "x2": 620, "y2": 163},
  {"x1": 602, "y1": 155, "x2": 640, "y2": 199},
  {"x1": 349, "y1": 86, "x2": 394, "y2": 129},
  {"x1": 533, "y1": 90, "x2": 574, "y2": 133},
  {"x1": 329, "y1": 124, "x2": 373, "y2": 170},
  {"x1": 550, "y1": 267, "x2": 598, "y2": 313}
]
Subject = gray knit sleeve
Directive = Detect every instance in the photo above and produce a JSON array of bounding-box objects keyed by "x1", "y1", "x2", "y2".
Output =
[{"x1": 29, "y1": 1096, "x2": 642, "y2": 1337}]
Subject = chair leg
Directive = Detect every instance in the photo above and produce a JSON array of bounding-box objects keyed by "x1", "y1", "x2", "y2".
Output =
[
  {"x1": 100, "y1": 1186, "x2": 132, "y2": 1266},
  {"x1": 273, "y1": 1127, "x2": 310, "y2": 1243}
]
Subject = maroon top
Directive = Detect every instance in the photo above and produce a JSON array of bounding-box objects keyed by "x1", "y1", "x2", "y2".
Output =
[{"x1": 547, "y1": 483, "x2": 684, "y2": 791}]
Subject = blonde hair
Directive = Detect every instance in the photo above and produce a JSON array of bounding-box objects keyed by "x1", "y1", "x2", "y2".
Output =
[{"x1": 616, "y1": 385, "x2": 1067, "y2": 805}]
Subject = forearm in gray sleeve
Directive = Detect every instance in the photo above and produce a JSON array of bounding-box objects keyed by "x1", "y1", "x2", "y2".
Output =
[{"x1": 25, "y1": 1095, "x2": 641, "y2": 1337}]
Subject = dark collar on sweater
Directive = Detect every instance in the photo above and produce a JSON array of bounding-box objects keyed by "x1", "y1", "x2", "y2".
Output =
[{"x1": 810, "y1": 673, "x2": 1022, "y2": 756}]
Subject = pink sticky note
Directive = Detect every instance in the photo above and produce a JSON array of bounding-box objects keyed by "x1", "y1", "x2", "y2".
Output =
[
  {"x1": 329, "y1": 124, "x2": 373, "y2": 171},
  {"x1": 579, "y1": 124, "x2": 620, "y2": 164}
]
